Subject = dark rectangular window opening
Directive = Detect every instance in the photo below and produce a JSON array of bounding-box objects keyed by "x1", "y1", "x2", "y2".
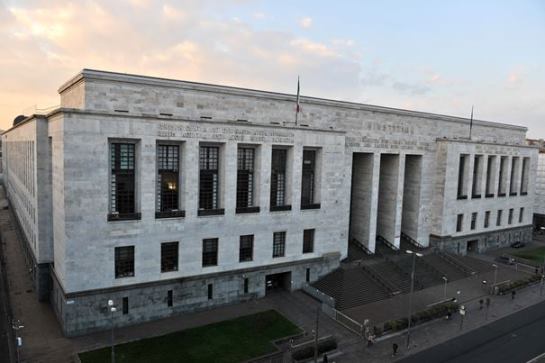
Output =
[
  {"x1": 484, "y1": 211, "x2": 490, "y2": 228},
  {"x1": 519, "y1": 207, "x2": 524, "y2": 223},
  {"x1": 207, "y1": 283, "x2": 213, "y2": 300},
  {"x1": 243, "y1": 278, "x2": 249, "y2": 294},
  {"x1": 457, "y1": 154, "x2": 467, "y2": 199},
  {"x1": 456, "y1": 214, "x2": 463, "y2": 232},
  {"x1": 115, "y1": 246, "x2": 135, "y2": 278},
  {"x1": 508, "y1": 208, "x2": 514, "y2": 225},
  {"x1": 109, "y1": 143, "x2": 139, "y2": 221},
  {"x1": 521, "y1": 157, "x2": 529, "y2": 195},
  {"x1": 156, "y1": 144, "x2": 184, "y2": 218},
  {"x1": 472, "y1": 155, "x2": 482, "y2": 198},
  {"x1": 470, "y1": 212, "x2": 477, "y2": 230},
  {"x1": 167, "y1": 290, "x2": 173, "y2": 307},
  {"x1": 509, "y1": 157, "x2": 518, "y2": 196},
  {"x1": 497, "y1": 210, "x2": 503, "y2": 226},
  {"x1": 122, "y1": 297, "x2": 129, "y2": 315},
  {"x1": 498, "y1": 156, "x2": 507, "y2": 196},
  {"x1": 303, "y1": 229, "x2": 315, "y2": 253},
  {"x1": 199, "y1": 146, "x2": 220, "y2": 211},
  {"x1": 236, "y1": 148, "x2": 255, "y2": 211},
  {"x1": 239, "y1": 235, "x2": 254, "y2": 262},
  {"x1": 161, "y1": 242, "x2": 179, "y2": 273},
  {"x1": 271, "y1": 149, "x2": 288, "y2": 208},
  {"x1": 301, "y1": 150, "x2": 317, "y2": 208},
  {"x1": 273, "y1": 232, "x2": 286, "y2": 258},
  {"x1": 202, "y1": 238, "x2": 218, "y2": 267},
  {"x1": 306, "y1": 268, "x2": 310, "y2": 283}
]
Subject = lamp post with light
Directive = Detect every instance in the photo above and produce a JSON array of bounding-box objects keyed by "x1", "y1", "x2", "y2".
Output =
[
  {"x1": 108, "y1": 299, "x2": 117, "y2": 363},
  {"x1": 442, "y1": 276, "x2": 448, "y2": 299},
  {"x1": 12, "y1": 319, "x2": 24, "y2": 363},
  {"x1": 406, "y1": 249, "x2": 423, "y2": 349}
]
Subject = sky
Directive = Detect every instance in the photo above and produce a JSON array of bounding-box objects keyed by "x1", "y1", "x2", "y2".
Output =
[{"x1": 0, "y1": 0, "x2": 544, "y2": 137}]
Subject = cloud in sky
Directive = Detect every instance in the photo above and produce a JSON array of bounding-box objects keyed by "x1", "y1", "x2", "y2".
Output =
[{"x1": 0, "y1": 0, "x2": 544, "y2": 138}]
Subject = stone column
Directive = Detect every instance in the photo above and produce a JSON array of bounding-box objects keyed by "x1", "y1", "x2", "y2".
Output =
[{"x1": 184, "y1": 139, "x2": 199, "y2": 218}]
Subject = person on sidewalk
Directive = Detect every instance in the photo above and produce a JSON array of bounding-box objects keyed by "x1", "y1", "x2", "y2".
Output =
[
  {"x1": 512, "y1": 290, "x2": 516, "y2": 300},
  {"x1": 392, "y1": 343, "x2": 399, "y2": 357}
]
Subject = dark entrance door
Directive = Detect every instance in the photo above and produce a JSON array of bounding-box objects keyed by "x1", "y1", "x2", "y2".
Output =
[
  {"x1": 467, "y1": 240, "x2": 479, "y2": 252},
  {"x1": 265, "y1": 272, "x2": 291, "y2": 294}
]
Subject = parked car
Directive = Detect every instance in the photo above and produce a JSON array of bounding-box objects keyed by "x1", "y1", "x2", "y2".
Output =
[
  {"x1": 496, "y1": 254, "x2": 516, "y2": 265},
  {"x1": 510, "y1": 242, "x2": 527, "y2": 249}
]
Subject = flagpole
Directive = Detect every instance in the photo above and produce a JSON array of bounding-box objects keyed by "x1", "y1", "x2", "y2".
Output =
[
  {"x1": 295, "y1": 76, "x2": 300, "y2": 126},
  {"x1": 469, "y1": 105, "x2": 474, "y2": 140}
]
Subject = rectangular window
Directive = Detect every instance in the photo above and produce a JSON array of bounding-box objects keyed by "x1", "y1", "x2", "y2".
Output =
[
  {"x1": 497, "y1": 210, "x2": 503, "y2": 226},
  {"x1": 519, "y1": 207, "x2": 524, "y2": 223},
  {"x1": 508, "y1": 208, "x2": 514, "y2": 224},
  {"x1": 498, "y1": 156, "x2": 508, "y2": 196},
  {"x1": 485, "y1": 155, "x2": 497, "y2": 197},
  {"x1": 273, "y1": 232, "x2": 286, "y2": 258},
  {"x1": 122, "y1": 297, "x2": 129, "y2": 315},
  {"x1": 236, "y1": 147, "x2": 257, "y2": 212},
  {"x1": 521, "y1": 157, "x2": 530, "y2": 195},
  {"x1": 161, "y1": 242, "x2": 179, "y2": 273},
  {"x1": 202, "y1": 238, "x2": 218, "y2": 267},
  {"x1": 109, "y1": 143, "x2": 138, "y2": 220},
  {"x1": 156, "y1": 144, "x2": 183, "y2": 218},
  {"x1": 207, "y1": 283, "x2": 213, "y2": 300},
  {"x1": 303, "y1": 229, "x2": 315, "y2": 253},
  {"x1": 271, "y1": 148, "x2": 288, "y2": 209},
  {"x1": 167, "y1": 290, "x2": 173, "y2": 307},
  {"x1": 115, "y1": 246, "x2": 134, "y2": 278},
  {"x1": 199, "y1": 146, "x2": 221, "y2": 212},
  {"x1": 472, "y1": 155, "x2": 483, "y2": 198},
  {"x1": 457, "y1": 154, "x2": 468, "y2": 199},
  {"x1": 306, "y1": 268, "x2": 310, "y2": 282},
  {"x1": 456, "y1": 214, "x2": 463, "y2": 232},
  {"x1": 243, "y1": 278, "x2": 249, "y2": 294},
  {"x1": 510, "y1": 157, "x2": 519, "y2": 196},
  {"x1": 470, "y1": 212, "x2": 477, "y2": 230},
  {"x1": 484, "y1": 211, "x2": 490, "y2": 228},
  {"x1": 239, "y1": 235, "x2": 254, "y2": 262},
  {"x1": 301, "y1": 149, "x2": 317, "y2": 208}
]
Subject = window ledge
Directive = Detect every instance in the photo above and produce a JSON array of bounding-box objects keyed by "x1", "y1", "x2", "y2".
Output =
[
  {"x1": 509, "y1": 192, "x2": 518, "y2": 197},
  {"x1": 456, "y1": 195, "x2": 468, "y2": 200},
  {"x1": 236, "y1": 206, "x2": 260, "y2": 214},
  {"x1": 239, "y1": 259, "x2": 253, "y2": 263},
  {"x1": 498, "y1": 193, "x2": 506, "y2": 197},
  {"x1": 485, "y1": 194, "x2": 495, "y2": 198},
  {"x1": 115, "y1": 274, "x2": 135, "y2": 279},
  {"x1": 521, "y1": 192, "x2": 528, "y2": 196},
  {"x1": 471, "y1": 194, "x2": 482, "y2": 199},
  {"x1": 198, "y1": 209, "x2": 225, "y2": 217},
  {"x1": 270, "y1": 205, "x2": 292, "y2": 212},
  {"x1": 108, "y1": 213, "x2": 141, "y2": 222},
  {"x1": 156, "y1": 210, "x2": 186, "y2": 219},
  {"x1": 301, "y1": 203, "x2": 321, "y2": 210}
]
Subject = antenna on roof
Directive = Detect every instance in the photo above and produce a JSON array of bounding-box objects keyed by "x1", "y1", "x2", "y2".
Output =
[{"x1": 468, "y1": 105, "x2": 474, "y2": 140}]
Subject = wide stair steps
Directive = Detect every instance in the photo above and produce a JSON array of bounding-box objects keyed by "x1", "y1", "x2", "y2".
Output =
[
  {"x1": 446, "y1": 253, "x2": 495, "y2": 273},
  {"x1": 312, "y1": 267, "x2": 390, "y2": 310},
  {"x1": 368, "y1": 261, "x2": 413, "y2": 293},
  {"x1": 423, "y1": 254, "x2": 468, "y2": 282},
  {"x1": 396, "y1": 255, "x2": 444, "y2": 289}
]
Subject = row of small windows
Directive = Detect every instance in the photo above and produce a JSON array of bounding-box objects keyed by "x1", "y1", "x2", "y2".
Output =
[
  {"x1": 114, "y1": 229, "x2": 315, "y2": 279},
  {"x1": 4, "y1": 140, "x2": 36, "y2": 198},
  {"x1": 108, "y1": 141, "x2": 320, "y2": 221},
  {"x1": 457, "y1": 154, "x2": 530, "y2": 200},
  {"x1": 456, "y1": 207, "x2": 525, "y2": 233}
]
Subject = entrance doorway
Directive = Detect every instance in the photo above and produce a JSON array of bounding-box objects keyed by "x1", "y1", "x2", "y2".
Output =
[
  {"x1": 467, "y1": 240, "x2": 479, "y2": 253},
  {"x1": 265, "y1": 272, "x2": 291, "y2": 294}
]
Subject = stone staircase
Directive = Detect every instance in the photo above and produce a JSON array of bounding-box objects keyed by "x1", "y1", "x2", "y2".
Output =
[
  {"x1": 311, "y1": 267, "x2": 390, "y2": 310},
  {"x1": 423, "y1": 254, "x2": 468, "y2": 282},
  {"x1": 367, "y1": 260, "x2": 413, "y2": 293},
  {"x1": 395, "y1": 255, "x2": 443, "y2": 289}
]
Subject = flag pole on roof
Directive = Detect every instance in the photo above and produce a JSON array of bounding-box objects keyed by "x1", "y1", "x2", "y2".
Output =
[
  {"x1": 469, "y1": 105, "x2": 474, "y2": 140},
  {"x1": 295, "y1": 76, "x2": 300, "y2": 125}
]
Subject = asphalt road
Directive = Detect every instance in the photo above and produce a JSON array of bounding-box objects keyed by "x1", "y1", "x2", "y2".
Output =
[{"x1": 401, "y1": 299, "x2": 545, "y2": 363}]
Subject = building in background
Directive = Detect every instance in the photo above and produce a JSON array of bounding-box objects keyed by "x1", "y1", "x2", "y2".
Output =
[
  {"x1": 527, "y1": 139, "x2": 545, "y2": 228},
  {"x1": 2, "y1": 69, "x2": 538, "y2": 335}
]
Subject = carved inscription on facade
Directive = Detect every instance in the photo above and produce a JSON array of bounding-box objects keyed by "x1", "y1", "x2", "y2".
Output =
[
  {"x1": 346, "y1": 136, "x2": 432, "y2": 151},
  {"x1": 157, "y1": 123, "x2": 294, "y2": 143}
]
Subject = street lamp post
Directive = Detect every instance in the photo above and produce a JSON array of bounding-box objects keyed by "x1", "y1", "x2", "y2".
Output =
[
  {"x1": 442, "y1": 276, "x2": 448, "y2": 299},
  {"x1": 406, "y1": 250, "x2": 423, "y2": 349},
  {"x1": 541, "y1": 274, "x2": 544, "y2": 297},
  {"x1": 108, "y1": 299, "x2": 117, "y2": 363},
  {"x1": 12, "y1": 319, "x2": 24, "y2": 363}
]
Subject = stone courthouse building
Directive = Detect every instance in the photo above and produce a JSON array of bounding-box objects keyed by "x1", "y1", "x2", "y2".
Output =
[{"x1": 2, "y1": 69, "x2": 538, "y2": 335}]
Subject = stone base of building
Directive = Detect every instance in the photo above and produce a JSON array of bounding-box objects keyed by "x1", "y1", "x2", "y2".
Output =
[
  {"x1": 50, "y1": 253, "x2": 340, "y2": 337},
  {"x1": 430, "y1": 224, "x2": 533, "y2": 255}
]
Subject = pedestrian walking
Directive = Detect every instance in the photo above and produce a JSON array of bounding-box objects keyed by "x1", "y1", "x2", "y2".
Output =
[
  {"x1": 512, "y1": 290, "x2": 516, "y2": 300},
  {"x1": 536, "y1": 267, "x2": 539, "y2": 275},
  {"x1": 392, "y1": 343, "x2": 398, "y2": 357}
]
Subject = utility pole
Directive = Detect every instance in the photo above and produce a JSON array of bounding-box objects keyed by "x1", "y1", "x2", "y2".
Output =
[{"x1": 108, "y1": 300, "x2": 117, "y2": 363}]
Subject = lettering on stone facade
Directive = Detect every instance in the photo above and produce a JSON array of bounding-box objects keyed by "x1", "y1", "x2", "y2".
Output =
[
  {"x1": 157, "y1": 123, "x2": 294, "y2": 143},
  {"x1": 364, "y1": 121, "x2": 414, "y2": 135},
  {"x1": 345, "y1": 135, "x2": 432, "y2": 151}
]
